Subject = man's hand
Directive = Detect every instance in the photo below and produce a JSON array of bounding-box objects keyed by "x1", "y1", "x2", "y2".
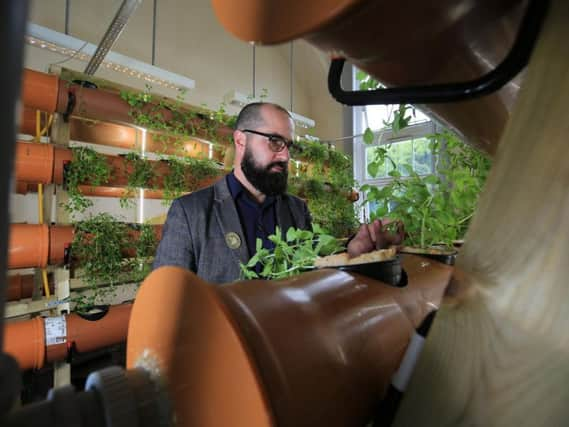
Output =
[{"x1": 347, "y1": 219, "x2": 404, "y2": 258}]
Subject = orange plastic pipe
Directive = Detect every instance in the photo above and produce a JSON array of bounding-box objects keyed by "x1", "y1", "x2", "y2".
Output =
[
  {"x1": 127, "y1": 255, "x2": 452, "y2": 427},
  {"x1": 127, "y1": 267, "x2": 275, "y2": 427},
  {"x1": 67, "y1": 304, "x2": 132, "y2": 354},
  {"x1": 7, "y1": 223, "x2": 160, "y2": 269},
  {"x1": 19, "y1": 108, "x2": 221, "y2": 161},
  {"x1": 14, "y1": 181, "x2": 38, "y2": 195},
  {"x1": 53, "y1": 146, "x2": 73, "y2": 185},
  {"x1": 4, "y1": 317, "x2": 46, "y2": 371},
  {"x1": 211, "y1": 0, "x2": 523, "y2": 155},
  {"x1": 8, "y1": 224, "x2": 50, "y2": 269},
  {"x1": 19, "y1": 107, "x2": 51, "y2": 137},
  {"x1": 49, "y1": 225, "x2": 74, "y2": 265},
  {"x1": 5, "y1": 304, "x2": 132, "y2": 371},
  {"x1": 6, "y1": 274, "x2": 54, "y2": 301},
  {"x1": 15, "y1": 141, "x2": 55, "y2": 184},
  {"x1": 14, "y1": 141, "x2": 224, "y2": 194},
  {"x1": 20, "y1": 68, "x2": 233, "y2": 145},
  {"x1": 76, "y1": 185, "x2": 167, "y2": 200},
  {"x1": 21, "y1": 69, "x2": 60, "y2": 114},
  {"x1": 7, "y1": 224, "x2": 73, "y2": 269}
]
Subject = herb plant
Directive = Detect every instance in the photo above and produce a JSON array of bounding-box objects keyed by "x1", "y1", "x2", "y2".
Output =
[
  {"x1": 120, "y1": 152, "x2": 155, "y2": 208},
  {"x1": 64, "y1": 146, "x2": 111, "y2": 214},
  {"x1": 240, "y1": 225, "x2": 344, "y2": 280},
  {"x1": 70, "y1": 213, "x2": 159, "y2": 310},
  {"x1": 356, "y1": 71, "x2": 491, "y2": 249}
]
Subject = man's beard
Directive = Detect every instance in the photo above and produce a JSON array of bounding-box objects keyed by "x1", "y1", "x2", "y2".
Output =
[{"x1": 241, "y1": 147, "x2": 288, "y2": 196}]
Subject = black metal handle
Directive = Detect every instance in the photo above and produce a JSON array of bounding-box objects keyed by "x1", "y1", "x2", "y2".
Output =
[{"x1": 328, "y1": 0, "x2": 549, "y2": 105}]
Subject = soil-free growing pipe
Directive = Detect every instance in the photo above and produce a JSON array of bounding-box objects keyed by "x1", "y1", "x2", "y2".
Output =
[
  {"x1": 211, "y1": 0, "x2": 526, "y2": 155},
  {"x1": 4, "y1": 303, "x2": 132, "y2": 371},
  {"x1": 126, "y1": 254, "x2": 452, "y2": 427},
  {"x1": 14, "y1": 141, "x2": 71, "y2": 185},
  {"x1": 19, "y1": 107, "x2": 223, "y2": 162},
  {"x1": 21, "y1": 69, "x2": 60, "y2": 114},
  {"x1": 8, "y1": 224, "x2": 50, "y2": 269},
  {"x1": 6, "y1": 274, "x2": 54, "y2": 301},
  {"x1": 8, "y1": 224, "x2": 73, "y2": 269},
  {"x1": 8, "y1": 223, "x2": 162, "y2": 269},
  {"x1": 21, "y1": 68, "x2": 233, "y2": 144},
  {"x1": 14, "y1": 141, "x2": 224, "y2": 192}
]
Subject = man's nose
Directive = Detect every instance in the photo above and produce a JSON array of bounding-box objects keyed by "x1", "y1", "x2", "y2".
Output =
[{"x1": 275, "y1": 146, "x2": 290, "y2": 162}]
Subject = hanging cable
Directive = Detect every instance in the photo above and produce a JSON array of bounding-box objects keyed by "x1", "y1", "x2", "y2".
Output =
[
  {"x1": 65, "y1": 0, "x2": 70, "y2": 35},
  {"x1": 151, "y1": 0, "x2": 157, "y2": 65},
  {"x1": 289, "y1": 41, "x2": 294, "y2": 111},
  {"x1": 252, "y1": 44, "x2": 256, "y2": 98}
]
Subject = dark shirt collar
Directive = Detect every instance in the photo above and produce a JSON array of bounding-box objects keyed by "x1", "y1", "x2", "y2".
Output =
[{"x1": 226, "y1": 171, "x2": 276, "y2": 208}]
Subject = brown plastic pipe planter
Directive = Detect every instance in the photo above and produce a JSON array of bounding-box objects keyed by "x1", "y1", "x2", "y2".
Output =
[
  {"x1": 7, "y1": 223, "x2": 162, "y2": 269},
  {"x1": 21, "y1": 69, "x2": 233, "y2": 145},
  {"x1": 7, "y1": 224, "x2": 74, "y2": 269},
  {"x1": 19, "y1": 107, "x2": 224, "y2": 162},
  {"x1": 211, "y1": 0, "x2": 527, "y2": 155},
  {"x1": 4, "y1": 303, "x2": 132, "y2": 371},
  {"x1": 15, "y1": 140, "x2": 71, "y2": 185},
  {"x1": 6, "y1": 274, "x2": 54, "y2": 301},
  {"x1": 14, "y1": 140, "x2": 225, "y2": 198},
  {"x1": 126, "y1": 254, "x2": 453, "y2": 427}
]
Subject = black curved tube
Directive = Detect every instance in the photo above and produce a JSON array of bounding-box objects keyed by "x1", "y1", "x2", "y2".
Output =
[{"x1": 328, "y1": 0, "x2": 549, "y2": 105}]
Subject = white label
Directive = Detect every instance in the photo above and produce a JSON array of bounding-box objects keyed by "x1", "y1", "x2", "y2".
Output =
[
  {"x1": 44, "y1": 316, "x2": 67, "y2": 346},
  {"x1": 391, "y1": 332, "x2": 425, "y2": 392}
]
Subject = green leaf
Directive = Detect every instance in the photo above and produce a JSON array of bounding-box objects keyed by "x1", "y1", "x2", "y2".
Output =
[
  {"x1": 363, "y1": 128, "x2": 375, "y2": 145},
  {"x1": 368, "y1": 161, "x2": 380, "y2": 178}
]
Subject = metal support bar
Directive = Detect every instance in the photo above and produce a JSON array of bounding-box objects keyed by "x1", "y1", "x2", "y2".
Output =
[
  {"x1": 84, "y1": 0, "x2": 142, "y2": 76},
  {"x1": 328, "y1": 0, "x2": 550, "y2": 105}
]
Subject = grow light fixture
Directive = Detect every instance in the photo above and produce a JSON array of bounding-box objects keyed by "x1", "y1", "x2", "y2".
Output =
[
  {"x1": 223, "y1": 90, "x2": 316, "y2": 129},
  {"x1": 25, "y1": 23, "x2": 195, "y2": 92}
]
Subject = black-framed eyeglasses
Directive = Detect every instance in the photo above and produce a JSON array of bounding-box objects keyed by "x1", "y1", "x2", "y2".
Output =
[{"x1": 241, "y1": 129, "x2": 294, "y2": 152}]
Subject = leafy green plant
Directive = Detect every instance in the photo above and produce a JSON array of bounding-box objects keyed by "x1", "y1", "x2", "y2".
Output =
[
  {"x1": 69, "y1": 213, "x2": 159, "y2": 311},
  {"x1": 64, "y1": 147, "x2": 111, "y2": 214},
  {"x1": 126, "y1": 223, "x2": 158, "y2": 282},
  {"x1": 161, "y1": 155, "x2": 221, "y2": 203},
  {"x1": 289, "y1": 138, "x2": 359, "y2": 238},
  {"x1": 70, "y1": 213, "x2": 130, "y2": 308},
  {"x1": 362, "y1": 131, "x2": 491, "y2": 248},
  {"x1": 120, "y1": 85, "x2": 235, "y2": 155},
  {"x1": 120, "y1": 152, "x2": 156, "y2": 208},
  {"x1": 355, "y1": 70, "x2": 491, "y2": 249},
  {"x1": 240, "y1": 225, "x2": 344, "y2": 280}
]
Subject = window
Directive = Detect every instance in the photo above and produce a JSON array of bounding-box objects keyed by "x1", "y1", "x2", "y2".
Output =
[
  {"x1": 364, "y1": 136, "x2": 433, "y2": 179},
  {"x1": 363, "y1": 104, "x2": 430, "y2": 131},
  {"x1": 352, "y1": 89, "x2": 440, "y2": 219}
]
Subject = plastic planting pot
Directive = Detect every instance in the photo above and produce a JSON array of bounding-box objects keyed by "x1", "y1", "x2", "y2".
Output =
[{"x1": 337, "y1": 256, "x2": 406, "y2": 287}]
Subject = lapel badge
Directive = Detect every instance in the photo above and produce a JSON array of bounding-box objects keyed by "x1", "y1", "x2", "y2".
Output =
[{"x1": 225, "y1": 232, "x2": 241, "y2": 249}]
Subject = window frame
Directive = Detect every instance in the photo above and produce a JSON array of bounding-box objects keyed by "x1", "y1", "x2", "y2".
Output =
[{"x1": 353, "y1": 104, "x2": 440, "y2": 220}]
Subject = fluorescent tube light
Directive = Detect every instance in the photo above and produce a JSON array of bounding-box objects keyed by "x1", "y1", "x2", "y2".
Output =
[
  {"x1": 223, "y1": 90, "x2": 316, "y2": 129},
  {"x1": 25, "y1": 23, "x2": 195, "y2": 92}
]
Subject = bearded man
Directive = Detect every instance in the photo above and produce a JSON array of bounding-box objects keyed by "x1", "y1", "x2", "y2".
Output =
[{"x1": 153, "y1": 102, "x2": 397, "y2": 283}]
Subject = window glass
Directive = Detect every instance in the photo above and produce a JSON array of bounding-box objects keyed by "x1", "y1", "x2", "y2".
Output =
[
  {"x1": 365, "y1": 137, "x2": 433, "y2": 179},
  {"x1": 364, "y1": 105, "x2": 430, "y2": 130}
]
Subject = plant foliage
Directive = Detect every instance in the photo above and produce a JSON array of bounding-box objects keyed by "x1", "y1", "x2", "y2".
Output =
[
  {"x1": 64, "y1": 146, "x2": 111, "y2": 215},
  {"x1": 355, "y1": 74, "x2": 491, "y2": 248},
  {"x1": 240, "y1": 225, "x2": 344, "y2": 280}
]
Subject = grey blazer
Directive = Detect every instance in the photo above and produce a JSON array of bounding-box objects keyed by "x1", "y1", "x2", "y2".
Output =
[{"x1": 153, "y1": 176, "x2": 312, "y2": 284}]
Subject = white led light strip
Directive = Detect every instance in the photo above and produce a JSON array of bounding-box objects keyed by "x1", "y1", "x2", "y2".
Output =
[{"x1": 26, "y1": 23, "x2": 196, "y2": 92}]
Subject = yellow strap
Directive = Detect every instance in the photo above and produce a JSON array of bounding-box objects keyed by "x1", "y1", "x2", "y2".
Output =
[
  {"x1": 42, "y1": 268, "x2": 51, "y2": 298},
  {"x1": 35, "y1": 110, "x2": 51, "y2": 298}
]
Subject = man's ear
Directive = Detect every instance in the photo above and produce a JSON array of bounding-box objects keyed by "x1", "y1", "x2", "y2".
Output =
[{"x1": 233, "y1": 129, "x2": 246, "y2": 153}]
